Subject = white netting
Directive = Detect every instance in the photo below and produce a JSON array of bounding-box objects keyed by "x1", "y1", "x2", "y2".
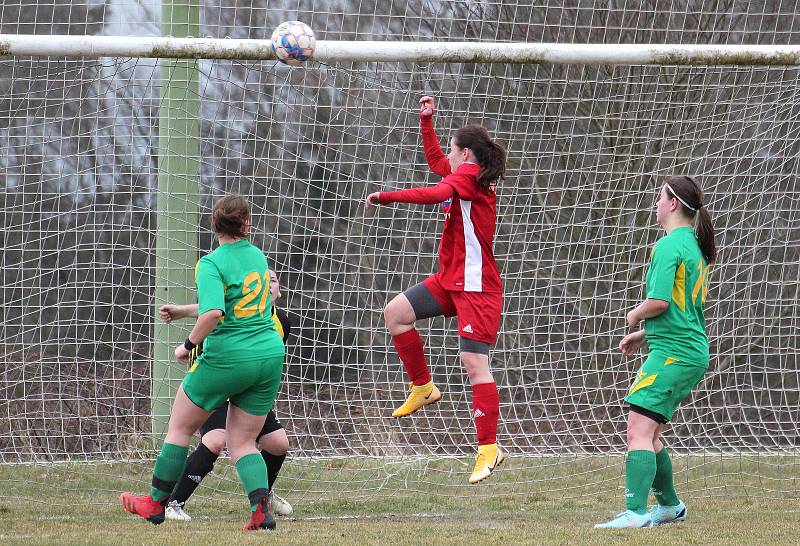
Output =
[{"x1": 1, "y1": 1, "x2": 798, "y2": 502}]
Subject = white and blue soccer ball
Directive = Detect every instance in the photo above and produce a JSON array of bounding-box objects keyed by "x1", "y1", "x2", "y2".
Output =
[{"x1": 271, "y1": 21, "x2": 315, "y2": 66}]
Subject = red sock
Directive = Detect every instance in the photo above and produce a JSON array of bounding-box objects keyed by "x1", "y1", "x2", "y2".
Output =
[
  {"x1": 391, "y1": 329, "x2": 431, "y2": 386},
  {"x1": 472, "y1": 382, "x2": 499, "y2": 445}
]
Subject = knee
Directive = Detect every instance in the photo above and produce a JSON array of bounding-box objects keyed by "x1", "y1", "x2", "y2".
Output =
[
  {"x1": 653, "y1": 436, "x2": 664, "y2": 453},
  {"x1": 202, "y1": 430, "x2": 226, "y2": 456},
  {"x1": 464, "y1": 366, "x2": 483, "y2": 384},
  {"x1": 259, "y1": 431, "x2": 289, "y2": 456},
  {"x1": 383, "y1": 304, "x2": 395, "y2": 328},
  {"x1": 383, "y1": 301, "x2": 403, "y2": 328},
  {"x1": 460, "y1": 352, "x2": 491, "y2": 384},
  {"x1": 384, "y1": 295, "x2": 414, "y2": 331},
  {"x1": 626, "y1": 426, "x2": 647, "y2": 447}
]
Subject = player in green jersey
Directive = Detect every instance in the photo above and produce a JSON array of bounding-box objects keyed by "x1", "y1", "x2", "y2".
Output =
[
  {"x1": 596, "y1": 176, "x2": 717, "y2": 529},
  {"x1": 120, "y1": 195, "x2": 285, "y2": 532},
  {"x1": 161, "y1": 270, "x2": 294, "y2": 521}
]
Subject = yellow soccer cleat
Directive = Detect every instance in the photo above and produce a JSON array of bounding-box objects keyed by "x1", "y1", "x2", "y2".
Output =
[
  {"x1": 391, "y1": 381, "x2": 441, "y2": 417},
  {"x1": 468, "y1": 443, "x2": 507, "y2": 484}
]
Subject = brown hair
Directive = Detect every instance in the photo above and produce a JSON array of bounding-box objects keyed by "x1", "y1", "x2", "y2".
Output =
[
  {"x1": 453, "y1": 125, "x2": 507, "y2": 190},
  {"x1": 212, "y1": 195, "x2": 250, "y2": 238},
  {"x1": 664, "y1": 175, "x2": 717, "y2": 264}
]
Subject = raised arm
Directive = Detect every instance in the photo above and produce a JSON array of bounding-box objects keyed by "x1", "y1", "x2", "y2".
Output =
[{"x1": 419, "y1": 96, "x2": 451, "y2": 177}]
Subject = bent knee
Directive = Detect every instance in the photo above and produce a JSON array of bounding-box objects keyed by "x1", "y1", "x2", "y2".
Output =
[
  {"x1": 202, "y1": 430, "x2": 227, "y2": 455},
  {"x1": 384, "y1": 295, "x2": 415, "y2": 330},
  {"x1": 259, "y1": 431, "x2": 289, "y2": 455}
]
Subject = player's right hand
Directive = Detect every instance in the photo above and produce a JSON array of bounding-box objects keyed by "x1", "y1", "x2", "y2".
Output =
[
  {"x1": 159, "y1": 304, "x2": 182, "y2": 323},
  {"x1": 419, "y1": 95, "x2": 435, "y2": 118},
  {"x1": 175, "y1": 344, "x2": 191, "y2": 365}
]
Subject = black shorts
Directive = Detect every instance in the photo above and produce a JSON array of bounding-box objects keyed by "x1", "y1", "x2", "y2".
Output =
[
  {"x1": 629, "y1": 403, "x2": 669, "y2": 424},
  {"x1": 199, "y1": 401, "x2": 284, "y2": 438}
]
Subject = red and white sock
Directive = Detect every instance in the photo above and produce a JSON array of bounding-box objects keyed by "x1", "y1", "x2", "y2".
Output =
[
  {"x1": 472, "y1": 381, "x2": 499, "y2": 445},
  {"x1": 391, "y1": 328, "x2": 431, "y2": 386}
]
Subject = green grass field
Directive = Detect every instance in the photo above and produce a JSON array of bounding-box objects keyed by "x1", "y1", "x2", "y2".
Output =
[{"x1": 1, "y1": 456, "x2": 798, "y2": 545}]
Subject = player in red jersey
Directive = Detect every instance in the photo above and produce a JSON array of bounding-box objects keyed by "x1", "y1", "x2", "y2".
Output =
[{"x1": 366, "y1": 96, "x2": 507, "y2": 484}]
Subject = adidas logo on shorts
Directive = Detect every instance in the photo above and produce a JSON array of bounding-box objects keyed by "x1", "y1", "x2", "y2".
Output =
[{"x1": 474, "y1": 408, "x2": 485, "y2": 418}]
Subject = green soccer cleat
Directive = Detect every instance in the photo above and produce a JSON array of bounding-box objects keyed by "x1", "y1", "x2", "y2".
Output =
[
  {"x1": 649, "y1": 500, "x2": 687, "y2": 526},
  {"x1": 594, "y1": 510, "x2": 653, "y2": 529}
]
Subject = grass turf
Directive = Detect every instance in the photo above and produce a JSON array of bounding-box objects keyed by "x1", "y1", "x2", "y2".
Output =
[{"x1": 1, "y1": 455, "x2": 798, "y2": 545}]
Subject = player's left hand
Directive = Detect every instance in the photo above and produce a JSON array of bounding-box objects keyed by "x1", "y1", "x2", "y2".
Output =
[
  {"x1": 365, "y1": 192, "x2": 382, "y2": 208},
  {"x1": 619, "y1": 331, "x2": 645, "y2": 356},
  {"x1": 174, "y1": 344, "x2": 191, "y2": 365}
]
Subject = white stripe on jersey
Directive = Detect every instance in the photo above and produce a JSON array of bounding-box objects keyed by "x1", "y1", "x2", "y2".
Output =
[{"x1": 460, "y1": 200, "x2": 483, "y2": 291}]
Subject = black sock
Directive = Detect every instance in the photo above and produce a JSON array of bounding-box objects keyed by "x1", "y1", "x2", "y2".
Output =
[
  {"x1": 169, "y1": 443, "x2": 218, "y2": 505},
  {"x1": 261, "y1": 449, "x2": 286, "y2": 490}
]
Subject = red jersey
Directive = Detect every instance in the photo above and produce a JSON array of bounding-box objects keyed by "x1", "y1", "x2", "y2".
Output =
[{"x1": 378, "y1": 116, "x2": 502, "y2": 294}]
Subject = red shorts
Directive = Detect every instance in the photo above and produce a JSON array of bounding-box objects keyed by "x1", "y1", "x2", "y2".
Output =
[{"x1": 422, "y1": 274, "x2": 503, "y2": 344}]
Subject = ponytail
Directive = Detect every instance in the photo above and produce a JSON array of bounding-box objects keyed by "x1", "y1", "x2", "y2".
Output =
[
  {"x1": 695, "y1": 206, "x2": 717, "y2": 265},
  {"x1": 664, "y1": 175, "x2": 717, "y2": 264},
  {"x1": 453, "y1": 125, "x2": 507, "y2": 190}
]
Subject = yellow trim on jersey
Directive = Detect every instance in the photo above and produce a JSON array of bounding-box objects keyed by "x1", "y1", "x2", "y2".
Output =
[
  {"x1": 663, "y1": 357, "x2": 679, "y2": 366},
  {"x1": 272, "y1": 307, "x2": 284, "y2": 339},
  {"x1": 671, "y1": 261, "x2": 686, "y2": 312},
  {"x1": 630, "y1": 371, "x2": 658, "y2": 395},
  {"x1": 188, "y1": 362, "x2": 198, "y2": 373},
  {"x1": 692, "y1": 259, "x2": 710, "y2": 305}
]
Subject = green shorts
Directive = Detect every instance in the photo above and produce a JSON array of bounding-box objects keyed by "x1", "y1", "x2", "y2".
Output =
[
  {"x1": 182, "y1": 353, "x2": 284, "y2": 416},
  {"x1": 624, "y1": 351, "x2": 707, "y2": 422}
]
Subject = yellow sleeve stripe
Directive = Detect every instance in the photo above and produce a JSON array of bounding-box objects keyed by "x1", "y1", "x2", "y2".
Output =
[{"x1": 671, "y1": 261, "x2": 686, "y2": 312}]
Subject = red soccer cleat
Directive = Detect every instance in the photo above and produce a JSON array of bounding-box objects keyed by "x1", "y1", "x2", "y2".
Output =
[
  {"x1": 119, "y1": 492, "x2": 167, "y2": 525},
  {"x1": 242, "y1": 495, "x2": 276, "y2": 531}
]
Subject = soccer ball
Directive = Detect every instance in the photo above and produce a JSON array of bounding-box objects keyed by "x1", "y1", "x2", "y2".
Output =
[{"x1": 271, "y1": 21, "x2": 315, "y2": 66}]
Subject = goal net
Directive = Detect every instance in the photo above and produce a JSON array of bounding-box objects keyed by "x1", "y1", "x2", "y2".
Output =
[{"x1": 1, "y1": 1, "x2": 798, "y2": 504}]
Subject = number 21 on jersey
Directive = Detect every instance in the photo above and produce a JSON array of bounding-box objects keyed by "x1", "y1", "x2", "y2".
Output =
[{"x1": 233, "y1": 269, "x2": 271, "y2": 318}]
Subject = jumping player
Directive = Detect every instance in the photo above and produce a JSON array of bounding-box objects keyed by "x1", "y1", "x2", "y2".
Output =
[{"x1": 365, "y1": 95, "x2": 507, "y2": 484}]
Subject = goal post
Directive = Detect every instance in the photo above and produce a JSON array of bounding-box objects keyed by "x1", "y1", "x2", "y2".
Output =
[
  {"x1": 0, "y1": 30, "x2": 798, "y2": 505},
  {"x1": 150, "y1": 0, "x2": 201, "y2": 444},
  {"x1": 3, "y1": 34, "x2": 800, "y2": 64}
]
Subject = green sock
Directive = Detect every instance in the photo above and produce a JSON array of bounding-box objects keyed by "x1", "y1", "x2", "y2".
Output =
[
  {"x1": 652, "y1": 447, "x2": 680, "y2": 507},
  {"x1": 235, "y1": 453, "x2": 269, "y2": 512},
  {"x1": 151, "y1": 442, "x2": 189, "y2": 500},
  {"x1": 625, "y1": 450, "x2": 656, "y2": 515}
]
